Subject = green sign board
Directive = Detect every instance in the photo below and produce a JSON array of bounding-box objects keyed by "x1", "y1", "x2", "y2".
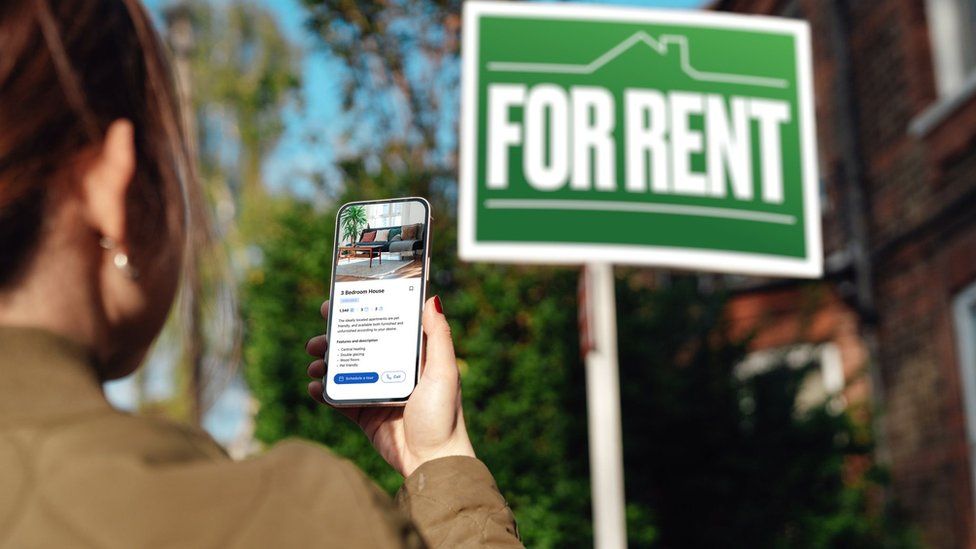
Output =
[{"x1": 458, "y1": 2, "x2": 822, "y2": 277}]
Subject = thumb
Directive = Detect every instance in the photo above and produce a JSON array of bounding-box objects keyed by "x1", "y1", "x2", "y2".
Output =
[{"x1": 422, "y1": 296, "x2": 458, "y2": 384}]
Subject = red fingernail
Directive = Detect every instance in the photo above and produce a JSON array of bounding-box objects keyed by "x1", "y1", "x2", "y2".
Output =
[{"x1": 433, "y1": 295, "x2": 443, "y2": 313}]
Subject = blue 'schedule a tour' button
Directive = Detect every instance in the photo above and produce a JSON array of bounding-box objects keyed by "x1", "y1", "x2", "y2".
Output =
[{"x1": 334, "y1": 372, "x2": 379, "y2": 384}]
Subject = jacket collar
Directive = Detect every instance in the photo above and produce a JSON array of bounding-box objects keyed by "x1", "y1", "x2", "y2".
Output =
[{"x1": 0, "y1": 326, "x2": 112, "y2": 426}]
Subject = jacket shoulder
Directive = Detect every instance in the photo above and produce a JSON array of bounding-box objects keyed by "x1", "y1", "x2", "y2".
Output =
[{"x1": 29, "y1": 409, "x2": 228, "y2": 463}]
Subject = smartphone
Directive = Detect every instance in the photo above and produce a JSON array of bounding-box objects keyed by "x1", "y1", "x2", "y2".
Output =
[{"x1": 322, "y1": 197, "x2": 431, "y2": 406}]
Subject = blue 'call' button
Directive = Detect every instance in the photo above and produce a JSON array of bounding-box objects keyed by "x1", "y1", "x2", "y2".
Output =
[{"x1": 334, "y1": 372, "x2": 379, "y2": 384}]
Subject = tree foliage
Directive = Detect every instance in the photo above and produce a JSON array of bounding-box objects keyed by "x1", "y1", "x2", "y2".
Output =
[
  {"x1": 299, "y1": 0, "x2": 461, "y2": 177},
  {"x1": 188, "y1": 0, "x2": 301, "y2": 228}
]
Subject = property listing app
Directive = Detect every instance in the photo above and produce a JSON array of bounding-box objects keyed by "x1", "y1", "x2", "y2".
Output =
[{"x1": 326, "y1": 199, "x2": 427, "y2": 402}]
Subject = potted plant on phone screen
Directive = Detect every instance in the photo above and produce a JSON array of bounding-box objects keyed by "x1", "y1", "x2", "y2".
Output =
[{"x1": 340, "y1": 205, "x2": 367, "y2": 244}]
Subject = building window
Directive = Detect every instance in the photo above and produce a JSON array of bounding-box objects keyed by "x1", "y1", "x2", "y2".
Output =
[
  {"x1": 736, "y1": 343, "x2": 846, "y2": 415},
  {"x1": 367, "y1": 202, "x2": 403, "y2": 228},
  {"x1": 925, "y1": 0, "x2": 976, "y2": 98},
  {"x1": 953, "y1": 280, "x2": 976, "y2": 505}
]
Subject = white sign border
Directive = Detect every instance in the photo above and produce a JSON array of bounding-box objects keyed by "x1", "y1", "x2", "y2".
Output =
[{"x1": 458, "y1": 1, "x2": 823, "y2": 278}]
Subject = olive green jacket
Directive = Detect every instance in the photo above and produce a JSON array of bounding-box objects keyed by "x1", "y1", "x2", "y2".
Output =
[{"x1": 0, "y1": 328, "x2": 522, "y2": 548}]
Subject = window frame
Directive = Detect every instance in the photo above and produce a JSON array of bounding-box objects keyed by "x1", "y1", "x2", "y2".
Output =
[
  {"x1": 953, "y1": 280, "x2": 976, "y2": 508},
  {"x1": 910, "y1": 0, "x2": 976, "y2": 136},
  {"x1": 736, "y1": 342, "x2": 846, "y2": 414},
  {"x1": 926, "y1": 0, "x2": 976, "y2": 97}
]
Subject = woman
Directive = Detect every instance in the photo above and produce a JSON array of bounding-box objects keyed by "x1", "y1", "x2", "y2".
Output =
[{"x1": 0, "y1": 0, "x2": 521, "y2": 547}]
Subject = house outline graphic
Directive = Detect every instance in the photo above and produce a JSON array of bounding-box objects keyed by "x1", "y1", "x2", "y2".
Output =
[{"x1": 487, "y1": 31, "x2": 789, "y2": 90}]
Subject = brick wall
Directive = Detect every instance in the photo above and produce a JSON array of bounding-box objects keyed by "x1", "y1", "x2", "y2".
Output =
[
  {"x1": 718, "y1": 0, "x2": 976, "y2": 546},
  {"x1": 876, "y1": 219, "x2": 976, "y2": 548},
  {"x1": 853, "y1": 0, "x2": 976, "y2": 545}
]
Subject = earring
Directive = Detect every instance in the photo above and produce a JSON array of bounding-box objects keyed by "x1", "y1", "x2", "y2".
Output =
[{"x1": 99, "y1": 237, "x2": 140, "y2": 280}]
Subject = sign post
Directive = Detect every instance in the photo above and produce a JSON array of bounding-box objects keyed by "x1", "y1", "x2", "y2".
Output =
[
  {"x1": 458, "y1": 2, "x2": 821, "y2": 546},
  {"x1": 580, "y1": 262, "x2": 626, "y2": 548}
]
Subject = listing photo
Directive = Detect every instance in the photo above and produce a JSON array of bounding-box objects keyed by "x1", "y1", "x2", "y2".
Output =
[{"x1": 334, "y1": 200, "x2": 426, "y2": 282}]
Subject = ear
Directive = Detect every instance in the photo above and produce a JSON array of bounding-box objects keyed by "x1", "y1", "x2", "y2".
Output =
[{"x1": 80, "y1": 119, "x2": 135, "y2": 244}]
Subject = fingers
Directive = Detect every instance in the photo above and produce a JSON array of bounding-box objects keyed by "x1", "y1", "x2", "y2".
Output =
[
  {"x1": 307, "y1": 359, "x2": 325, "y2": 379},
  {"x1": 307, "y1": 299, "x2": 330, "y2": 357},
  {"x1": 306, "y1": 299, "x2": 331, "y2": 407},
  {"x1": 307, "y1": 359, "x2": 325, "y2": 405},
  {"x1": 307, "y1": 380, "x2": 325, "y2": 404},
  {"x1": 306, "y1": 299, "x2": 349, "y2": 415},
  {"x1": 421, "y1": 296, "x2": 458, "y2": 384},
  {"x1": 306, "y1": 335, "x2": 328, "y2": 358},
  {"x1": 306, "y1": 299, "x2": 331, "y2": 359}
]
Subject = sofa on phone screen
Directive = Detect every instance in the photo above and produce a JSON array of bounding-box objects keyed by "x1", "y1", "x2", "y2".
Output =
[{"x1": 353, "y1": 223, "x2": 425, "y2": 259}]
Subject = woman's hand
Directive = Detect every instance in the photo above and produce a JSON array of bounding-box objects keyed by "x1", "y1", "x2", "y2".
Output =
[{"x1": 305, "y1": 296, "x2": 476, "y2": 478}]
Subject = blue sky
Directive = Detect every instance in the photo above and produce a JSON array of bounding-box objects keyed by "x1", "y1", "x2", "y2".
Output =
[{"x1": 117, "y1": 0, "x2": 707, "y2": 444}]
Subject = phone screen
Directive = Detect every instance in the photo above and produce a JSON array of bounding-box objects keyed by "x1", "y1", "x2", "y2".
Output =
[{"x1": 324, "y1": 198, "x2": 430, "y2": 405}]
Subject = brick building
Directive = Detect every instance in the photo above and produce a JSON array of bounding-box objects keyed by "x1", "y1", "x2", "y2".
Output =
[{"x1": 715, "y1": 0, "x2": 976, "y2": 546}]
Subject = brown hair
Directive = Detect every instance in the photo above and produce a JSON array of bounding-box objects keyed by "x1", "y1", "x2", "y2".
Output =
[{"x1": 0, "y1": 0, "x2": 190, "y2": 286}]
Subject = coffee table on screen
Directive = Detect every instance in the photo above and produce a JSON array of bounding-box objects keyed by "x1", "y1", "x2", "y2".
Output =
[{"x1": 338, "y1": 245, "x2": 382, "y2": 268}]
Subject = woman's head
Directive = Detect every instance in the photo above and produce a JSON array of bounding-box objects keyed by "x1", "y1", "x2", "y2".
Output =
[{"x1": 0, "y1": 0, "x2": 191, "y2": 378}]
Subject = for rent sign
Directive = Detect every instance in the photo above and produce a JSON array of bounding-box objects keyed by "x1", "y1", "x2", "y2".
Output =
[{"x1": 458, "y1": 2, "x2": 822, "y2": 277}]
